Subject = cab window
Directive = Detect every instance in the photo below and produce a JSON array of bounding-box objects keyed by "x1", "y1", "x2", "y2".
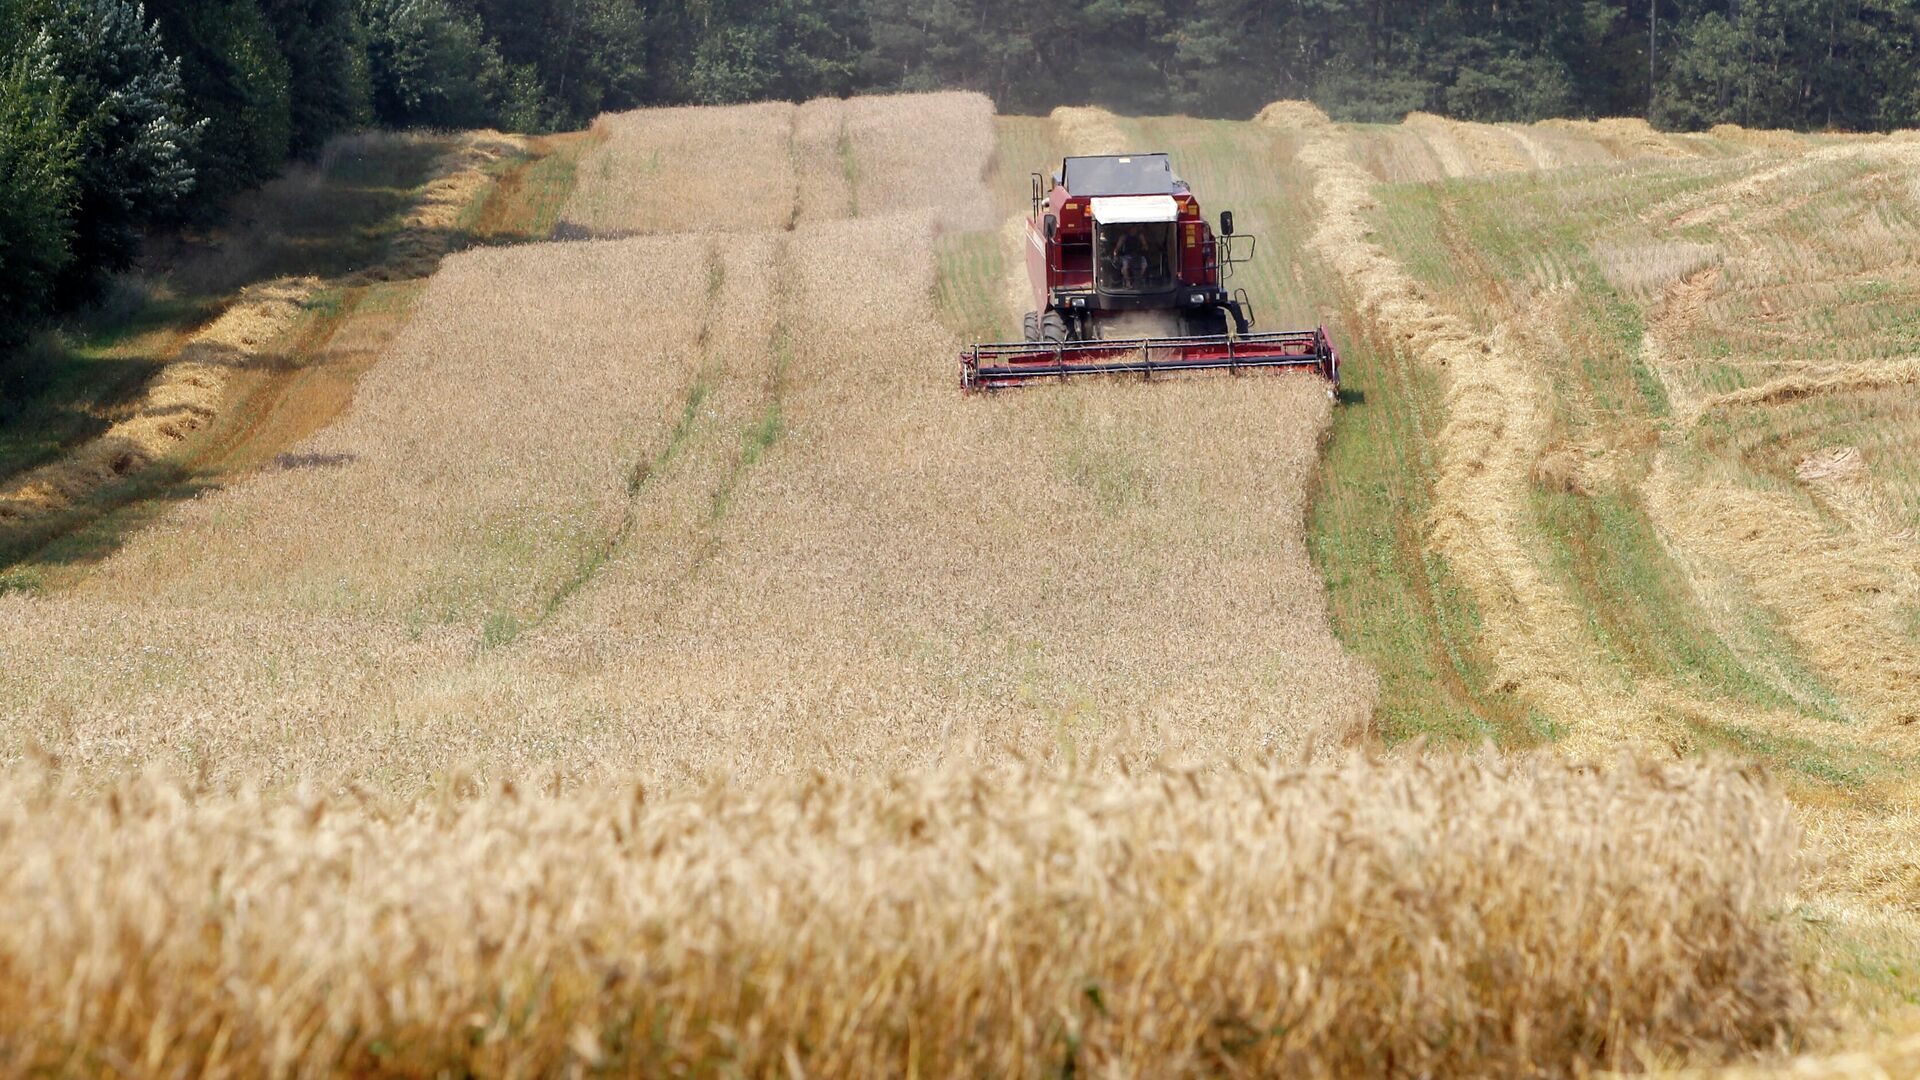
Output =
[{"x1": 1096, "y1": 223, "x2": 1175, "y2": 293}]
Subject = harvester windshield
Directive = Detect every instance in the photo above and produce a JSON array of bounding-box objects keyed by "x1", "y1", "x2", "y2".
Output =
[{"x1": 1062, "y1": 154, "x2": 1177, "y2": 195}]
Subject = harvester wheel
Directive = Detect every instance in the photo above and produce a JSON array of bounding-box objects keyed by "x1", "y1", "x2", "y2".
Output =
[
  {"x1": 1185, "y1": 309, "x2": 1230, "y2": 338},
  {"x1": 1022, "y1": 311, "x2": 1040, "y2": 342},
  {"x1": 1039, "y1": 311, "x2": 1068, "y2": 344}
]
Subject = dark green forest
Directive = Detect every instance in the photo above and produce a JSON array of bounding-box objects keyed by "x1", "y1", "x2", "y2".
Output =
[{"x1": 5, "y1": 0, "x2": 1920, "y2": 351}]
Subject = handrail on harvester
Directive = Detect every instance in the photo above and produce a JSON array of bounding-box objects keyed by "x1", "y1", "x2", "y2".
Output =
[{"x1": 960, "y1": 327, "x2": 1340, "y2": 393}]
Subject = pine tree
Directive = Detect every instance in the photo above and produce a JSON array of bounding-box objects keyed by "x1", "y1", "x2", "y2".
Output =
[
  {"x1": 147, "y1": 0, "x2": 295, "y2": 205},
  {"x1": 28, "y1": 0, "x2": 200, "y2": 298},
  {"x1": 258, "y1": 0, "x2": 372, "y2": 156},
  {"x1": 0, "y1": 34, "x2": 81, "y2": 352}
]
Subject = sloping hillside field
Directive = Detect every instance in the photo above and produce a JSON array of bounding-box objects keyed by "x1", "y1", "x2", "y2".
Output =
[{"x1": 0, "y1": 95, "x2": 1914, "y2": 1073}]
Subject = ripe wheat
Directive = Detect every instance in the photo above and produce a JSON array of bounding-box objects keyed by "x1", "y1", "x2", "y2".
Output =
[
  {"x1": 76, "y1": 235, "x2": 716, "y2": 627},
  {"x1": 0, "y1": 753, "x2": 1815, "y2": 1077},
  {"x1": 560, "y1": 102, "x2": 799, "y2": 236},
  {"x1": 562, "y1": 93, "x2": 997, "y2": 237},
  {"x1": 1050, "y1": 105, "x2": 1130, "y2": 156},
  {"x1": 1, "y1": 94, "x2": 1368, "y2": 790}
]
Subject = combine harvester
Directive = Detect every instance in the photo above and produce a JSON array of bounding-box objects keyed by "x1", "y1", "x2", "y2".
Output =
[{"x1": 961, "y1": 152, "x2": 1339, "y2": 392}]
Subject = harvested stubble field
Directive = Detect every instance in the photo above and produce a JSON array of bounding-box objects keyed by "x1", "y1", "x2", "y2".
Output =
[
  {"x1": 1258, "y1": 101, "x2": 1920, "y2": 1062},
  {"x1": 0, "y1": 93, "x2": 1900, "y2": 1074}
]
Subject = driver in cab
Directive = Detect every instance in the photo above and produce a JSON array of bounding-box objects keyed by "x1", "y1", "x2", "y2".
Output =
[{"x1": 1112, "y1": 225, "x2": 1149, "y2": 289}]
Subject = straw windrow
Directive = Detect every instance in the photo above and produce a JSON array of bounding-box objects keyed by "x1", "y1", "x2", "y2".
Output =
[
  {"x1": 1264, "y1": 101, "x2": 1641, "y2": 749},
  {"x1": 1631, "y1": 141, "x2": 1920, "y2": 728}
]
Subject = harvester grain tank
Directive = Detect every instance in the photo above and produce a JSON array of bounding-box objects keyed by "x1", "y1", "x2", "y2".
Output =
[{"x1": 961, "y1": 152, "x2": 1339, "y2": 391}]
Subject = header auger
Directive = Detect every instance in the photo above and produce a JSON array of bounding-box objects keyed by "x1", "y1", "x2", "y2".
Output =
[{"x1": 961, "y1": 152, "x2": 1339, "y2": 392}]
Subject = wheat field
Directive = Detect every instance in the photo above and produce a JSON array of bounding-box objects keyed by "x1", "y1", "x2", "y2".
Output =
[
  {"x1": 0, "y1": 93, "x2": 1886, "y2": 1074},
  {"x1": 559, "y1": 101, "x2": 800, "y2": 235},
  {"x1": 0, "y1": 94, "x2": 1374, "y2": 790}
]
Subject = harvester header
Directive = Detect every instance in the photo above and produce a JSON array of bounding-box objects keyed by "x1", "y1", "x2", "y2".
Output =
[{"x1": 961, "y1": 152, "x2": 1339, "y2": 392}]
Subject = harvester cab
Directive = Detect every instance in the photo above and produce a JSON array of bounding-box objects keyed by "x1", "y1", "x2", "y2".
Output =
[{"x1": 962, "y1": 152, "x2": 1339, "y2": 392}]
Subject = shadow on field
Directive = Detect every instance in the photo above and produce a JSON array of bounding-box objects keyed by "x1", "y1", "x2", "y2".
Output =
[
  {"x1": 0, "y1": 130, "x2": 577, "y2": 590},
  {"x1": 160, "y1": 137, "x2": 453, "y2": 297},
  {"x1": 0, "y1": 304, "x2": 207, "y2": 488},
  {"x1": 0, "y1": 354, "x2": 163, "y2": 479},
  {"x1": 1, "y1": 139, "x2": 463, "y2": 489},
  {"x1": 0, "y1": 467, "x2": 223, "y2": 593}
]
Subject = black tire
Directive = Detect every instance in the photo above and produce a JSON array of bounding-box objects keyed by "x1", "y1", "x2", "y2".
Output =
[
  {"x1": 1184, "y1": 309, "x2": 1231, "y2": 338},
  {"x1": 1039, "y1": 310, "x2": 1068, "y2": 343},
  {"x1": 1022, "y1": 311, "x2": 1040, "y2": 342}
]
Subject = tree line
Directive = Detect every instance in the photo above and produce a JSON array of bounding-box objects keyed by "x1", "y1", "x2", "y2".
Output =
[{"x1": 6, "y1": 0, "x2": 1920, "y2": 351}]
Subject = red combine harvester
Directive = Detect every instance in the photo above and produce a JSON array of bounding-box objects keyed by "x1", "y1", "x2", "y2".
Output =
[{"x1": 961, "y1": 152, "x2": 1339, "y2": 392}]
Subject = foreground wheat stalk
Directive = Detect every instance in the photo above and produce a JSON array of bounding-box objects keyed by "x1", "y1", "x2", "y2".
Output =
[{"x1": 0, "y1": 753, "x2": 1813, "y2": 1076}]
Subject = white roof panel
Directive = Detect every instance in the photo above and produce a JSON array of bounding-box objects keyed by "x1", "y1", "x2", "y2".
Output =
[{"x1": 1090, "y1": 194, "x2": 1179, "y2": 224}]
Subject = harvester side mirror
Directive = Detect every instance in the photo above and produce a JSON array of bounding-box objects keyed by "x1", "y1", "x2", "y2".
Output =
[
  {"x1": 1220, "y1": 210, "x2": 1235, "y2": 237},
  {"x1": 1043, "y1": 213, "x2": 1058, "y2": 240}
]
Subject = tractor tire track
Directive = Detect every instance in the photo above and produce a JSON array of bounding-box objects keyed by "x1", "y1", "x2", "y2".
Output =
[
  {"x1": 506, "y1": 239, "x2": 736, "y2": 644},
  {"x1": 515, "y1": 107, "x2": 827, "y2": 641}
]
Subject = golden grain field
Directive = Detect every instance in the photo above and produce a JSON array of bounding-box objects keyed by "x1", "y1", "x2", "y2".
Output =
[
  {"x1": 0, "y1": 92, "x2": 1887, "y2": 1075},
  {"x1": 0, "y1": 94, "x2": 1372, "y2": 790},
  {"x1": 561, "y1": 93, "x2": 995, "y2": 236},
  {"x1": 559, "y1": 101, "x2": 799, "y2": 234}
]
